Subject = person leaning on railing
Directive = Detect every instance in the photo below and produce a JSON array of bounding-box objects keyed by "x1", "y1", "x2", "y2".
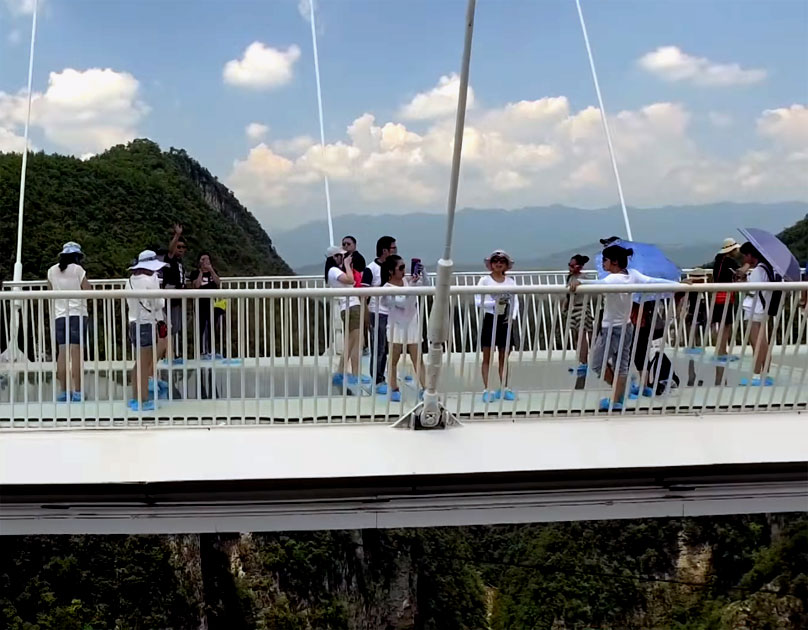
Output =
[{"x1": 46, "y1": 242, "x2": 92, "y2": 402}]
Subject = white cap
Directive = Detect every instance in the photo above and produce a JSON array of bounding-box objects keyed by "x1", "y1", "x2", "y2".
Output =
[
  {"x1": 325, "y1": 245, "x2": 347, "y2": 257},
  {"x1": 60, "y1": 242, "x2": 82, "y2": 255},
  {"x1": 129, "y1": 250, "x2": 168, "y2": 272}
]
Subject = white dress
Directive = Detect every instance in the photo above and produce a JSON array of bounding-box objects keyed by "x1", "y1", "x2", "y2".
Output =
[{"x1": 382, "y1": 278, "x2": 421, "y2": 345}]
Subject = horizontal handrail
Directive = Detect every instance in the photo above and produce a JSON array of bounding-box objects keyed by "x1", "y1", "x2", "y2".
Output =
[{"x1": 1, "y1": 281, "x2": 806, "y2": 301}]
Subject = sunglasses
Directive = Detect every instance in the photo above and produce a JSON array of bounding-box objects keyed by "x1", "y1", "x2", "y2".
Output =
[
  {"x1": 396, "y1": 264, "x2": 406, "y2": 271},
  {"x1": 491, "y1": 257, "x2": 507, "y2": 264}
]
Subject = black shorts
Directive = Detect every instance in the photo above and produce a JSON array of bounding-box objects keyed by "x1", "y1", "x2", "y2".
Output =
[
  {"x1": 480, "y1": 312, "x2": 517, "y2": 349},
  {"x1": 711, "y1": 301, "x2": 736, "y2": 326}
]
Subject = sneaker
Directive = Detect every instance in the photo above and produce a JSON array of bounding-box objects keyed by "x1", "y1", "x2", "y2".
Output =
[
  {"x1": 568, "y1": 364, "x2": 588, "y2": 376},
  {"x1": 482, "y1": 390, "x2": 493, "y2": 403},
  {"x1": 70, "y1": 391, "x2": 83, "y2": 403},
  {"x1": 740, "y1": 376, "x2": 774, "y2": 387},
  {"x1": 683, "y1": 347, "x2": 705, "y2": 355},
  {"x1": 712, "y1": 355, "x2": 739, "y2": 364},
  {"x1": 404, "y1": 375, "x2": 414, "y2": 383},
  {"x1": 629, "y1": 382, "x2": 641, "y2": 397},
  {"x1": 56, "y1": 391, "x2": 68, "y2": 403},
  {"x1": 172, "y1": 357, "x2": 184, "y2": 366},
  {"x1": 201, "y1": 353, "x2": 213, "y2": 361},
  {"x1": 376, "y1": 382, "x2": 388, "y2": 395},
  {"x1": 390, "y1": 389, "x2": 402, "y2": 402},
  {"x1": 503, "y1": 389, "x2": 516, "y2": 401},
  {"x1": 493, "y1": 389, "x2": 502, "y2": 400},
  {"x1": 332, "y1": 373, "x2": 344, "y2": 387},
  {"x1": 347, "y1": 374, "x2": 359, "y2": 386},
  {"x1": 599, "y1": 397, "x2": 624, "y2": 411},
  {"x1": 127, "y1": 398, "x2": 138, "y2": 410},
  {"x1": 360, "y1": 374, "x2": 372, "y2": 385},
  {"x1": 214, "y1": 353, "x2": 224, "y2": 360}
]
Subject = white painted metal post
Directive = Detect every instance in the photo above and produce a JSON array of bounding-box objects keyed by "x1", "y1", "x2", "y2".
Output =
[
  {"x1": 397, "y1": 0, "x2": 476, "y2": 429},
  {"x1": 575, "y1": 0, "x2": 633, "y2": 241}
]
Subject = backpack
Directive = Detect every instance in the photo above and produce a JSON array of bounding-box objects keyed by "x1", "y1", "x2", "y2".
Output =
[
  {"x1": 647, "y1": 351, "x2": 680, "y2": 396},
  {"x1": 758, "y1": 261, "x2": 783, "y2": 317}
]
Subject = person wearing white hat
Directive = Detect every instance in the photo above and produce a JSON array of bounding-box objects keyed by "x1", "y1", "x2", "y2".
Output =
[
  {"x1": 711, "y1": 237, "x2": 744, "y2": 384},
  {"x1": 47, "y1": 242, "x2": 92, "y2": 402},
  {"x1": 476, "y1": 249, "x2": 519, "y2": 402},
  {"x1": 127, "y1": 250, "x2": 168, "y2": 411}
]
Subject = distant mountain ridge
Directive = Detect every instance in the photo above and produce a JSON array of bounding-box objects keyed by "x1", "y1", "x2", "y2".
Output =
[{"x1": 277, "y1": 202, "x2": 808, "y2": 271}]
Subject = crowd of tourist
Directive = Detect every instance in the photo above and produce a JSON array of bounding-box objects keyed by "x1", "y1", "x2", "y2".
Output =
[{"x1": 32, "y1": 223, "x2": 805, "y2": 411}]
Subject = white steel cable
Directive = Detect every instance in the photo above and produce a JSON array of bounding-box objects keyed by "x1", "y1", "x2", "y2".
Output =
[
  {"x1": 575, "y1": 0, "x2": 634, "y2": 241},
  {"x1": 13, "y1": 0, "x2": 39, "y2": 282},
  {"x1": 308, "y1": 0, "x2": 335, "y2": 246}
]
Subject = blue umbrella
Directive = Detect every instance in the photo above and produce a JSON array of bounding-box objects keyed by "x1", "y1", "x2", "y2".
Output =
[
  {"x1": 738, "y1": 227, "x2": 801, "y2": 281},
  {"x1": 595, "y1": 239, "x2": 681, "y2": 303},
  {"x1": 595, "y1": 239, "x2": 681, "y2": 280}
]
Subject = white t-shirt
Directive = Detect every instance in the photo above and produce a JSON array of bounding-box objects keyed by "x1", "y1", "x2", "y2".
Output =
[
  {"x1": 381, "y1": 278, "x2": 419, "y2": 329},
  {"x1": 327, "y1": 266, "x2": 360, "y2": 311},
  {"x1": 47, "y1": 263, "x2": 88, "y2": 319},
  {"x1": 366, "y1": 259, "x2": 389, "y2": 316},
  {"x1": 475, "y1": 275, "x2": 519, "y2": 319},
  {"x1": 742, "y1": 265, "x2": 773, "y2": 317},
  {"x1": 588, "y1": 269, "x2": 678, "y2": 328},
  {"x1": 127, "y1": 273, "x2": 165, "y2": 324}
]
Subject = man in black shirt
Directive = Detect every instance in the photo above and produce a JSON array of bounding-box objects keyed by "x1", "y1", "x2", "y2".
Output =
[{"x1": 163, "y1": 223, "x2": 187, "y2": 363}]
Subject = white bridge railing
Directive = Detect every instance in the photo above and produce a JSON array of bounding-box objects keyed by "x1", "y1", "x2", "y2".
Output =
[{"x1": 1, "y1": 282, "x2": 806, "y2": 427}]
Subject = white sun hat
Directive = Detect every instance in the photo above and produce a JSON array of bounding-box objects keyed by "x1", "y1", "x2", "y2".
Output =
[{"x1": 129, "y1": 250, "x2": 168, "y2": 272}]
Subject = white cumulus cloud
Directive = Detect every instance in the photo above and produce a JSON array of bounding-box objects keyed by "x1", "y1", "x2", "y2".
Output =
[
  {"x1": 245, "y1": 122, "x2": 269, "y2": 141},
  {"x1": 638, "y1": 46, "x2": 766, "y2": 86},
  {"x1": 0, "y1": 67, "x2": 148, "y2": 154},
  {"x1": 223, "y1": 42, "x2": 301, "y2": 89},
  {"x1": 399, "y1": 73, "x2": 476, "y2": 120},
  {"x1": 757, "y1": 104, "x2": 808, "y2": 147}
]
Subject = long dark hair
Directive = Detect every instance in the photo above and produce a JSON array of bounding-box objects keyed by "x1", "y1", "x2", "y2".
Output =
[
  {"x1": 324, "y1": 255, "x2": 342, "y2": 281},
  {"x1": 601, "y1": 245, "x2": 633, "y2": 270},
  {"x1": 58, "y1": 252, "x2": 83, "y2": 272},
  {"x1": 381, "y1": 255, "x2": 403, "y2": 285}
]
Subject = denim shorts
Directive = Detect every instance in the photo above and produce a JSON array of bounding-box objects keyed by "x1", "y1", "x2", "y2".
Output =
[
  {"x1": 129, "y1": 321, "x2": 156, "y2": 349},
  {"x1": 55, "y1": 316, "x2": 88, "y2": 345}
]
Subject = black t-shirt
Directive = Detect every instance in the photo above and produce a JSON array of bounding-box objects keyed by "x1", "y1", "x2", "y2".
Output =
[
  {"x1": 189, "y1": 270, "x2": 218, "y2": 290},
  {"x1": 713, "y1": 255, "x2": 739, "y2": 283},
  {"x1": 162, "y1": 255, "x2": 186, "y2": 289},
  {"x1": 189, "y1": 270, "x2": 219, "y2": 314}
]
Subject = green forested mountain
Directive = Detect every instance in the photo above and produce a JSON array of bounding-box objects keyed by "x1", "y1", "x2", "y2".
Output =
[
  {"x1": 779, "y1": 214, "x2": 808, "y2": 264},
  {"x1": 0, "y1": 140, "x2": 292, "y2": 281},
  {"x1": 1, "y1": 515, "x2": 805, "y2": 629}
]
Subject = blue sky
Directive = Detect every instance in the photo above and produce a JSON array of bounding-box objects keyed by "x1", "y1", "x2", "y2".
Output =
[{"x1": 1, "y1": 0, "x2": 807, "y2": 231}]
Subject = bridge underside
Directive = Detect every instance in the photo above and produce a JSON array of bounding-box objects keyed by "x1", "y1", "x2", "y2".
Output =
[{"x1": 2, "y1": 414, "x2": 806, "y2": 534}]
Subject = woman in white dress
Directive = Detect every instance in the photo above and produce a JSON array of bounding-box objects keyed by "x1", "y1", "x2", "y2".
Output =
[{"x1": 381, "y1": 255, "x2": 425, "y2": 402}]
